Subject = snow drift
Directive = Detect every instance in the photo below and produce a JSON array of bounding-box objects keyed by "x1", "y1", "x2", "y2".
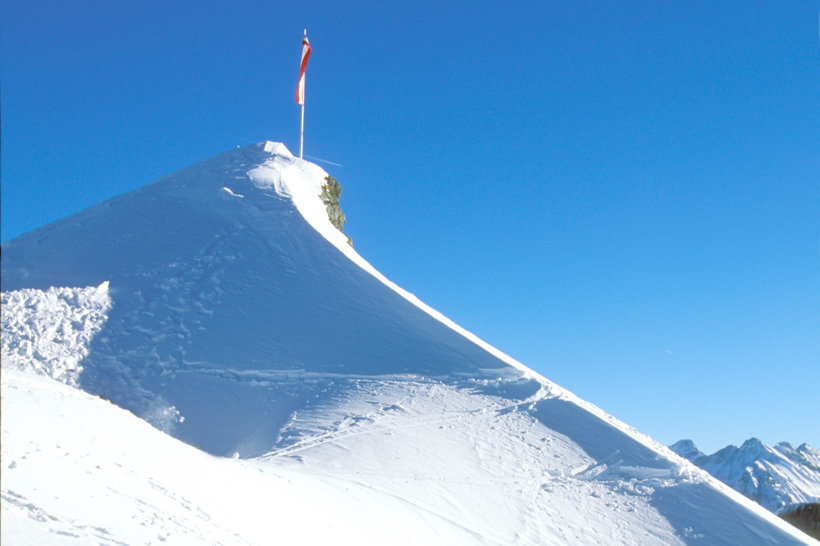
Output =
[{"x1": 1, "y1": 142, "x2": 815, "y2": 544}]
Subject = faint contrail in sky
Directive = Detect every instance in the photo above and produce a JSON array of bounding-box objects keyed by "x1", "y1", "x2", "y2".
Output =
[{"x1": 303, "y1": 155, "x2": 343, "y2": 167}]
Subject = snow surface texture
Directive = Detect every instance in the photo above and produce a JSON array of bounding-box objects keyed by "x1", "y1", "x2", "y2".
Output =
[
  {"x1": 2, "y1": 142, "x2": 816, "y2": 544},
  {"x1": 2, "y1": 369, "x2": 498, "y2": 545},
  {"x1": 671, "y1": 439, "x2": 820, "y2": 514},
  {"x1": 1, "y1": 283, "x2": 111, "y2": 386}
]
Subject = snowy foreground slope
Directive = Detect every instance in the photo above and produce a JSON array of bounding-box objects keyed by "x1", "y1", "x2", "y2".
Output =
[
  {"x1": 671, "y1": 439, "x2": 820, "y2": 514},
  {"x1": 2, "y1": 368, "x2": 488, "y2": 544},
  {"x1": 2, "y1": 142, "x2": 815, "y2": 544}
]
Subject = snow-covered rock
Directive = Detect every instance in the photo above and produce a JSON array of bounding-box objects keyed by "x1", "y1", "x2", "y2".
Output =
[
  {"x1": 1, "y1": 142, "x2": 815, "y2": 544},
  {"x1": 671, "y1": 438, "x2": 820, "y2": 514}
]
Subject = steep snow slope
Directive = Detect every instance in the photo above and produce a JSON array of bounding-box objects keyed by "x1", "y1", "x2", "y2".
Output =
[
  {"x1": 2, "y1": 142, "x2": 814, "y2": 544},
  {"x1": 671, "y1": 439, "x2": 820, "y2": 513},
  {"x1": 4, "y1": 290, "x2": 812, "y2": 545}
]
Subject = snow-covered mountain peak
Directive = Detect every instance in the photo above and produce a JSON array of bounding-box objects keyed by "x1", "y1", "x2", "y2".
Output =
[
  {"x1": 2, "y1": 143, "x2": 815, "y2": 544},
  {"x1": 242, "y1": 141, "x2": 348, "y2": 250},
  {"x1": 669, "y1": 439, "x2": 704, "y2": 460},
  {"x1": 742, "y1": 437, "x2": 767, "y2": 451},
  {"x1": 3, "y1": 141, "x2": 533, "y2": 454},
  {"x1": 672, "y1": 437, "x2": 820, "y2": 515},
  {"x1": 261, "y1": 140, "x2": 293, "y2": 156}
]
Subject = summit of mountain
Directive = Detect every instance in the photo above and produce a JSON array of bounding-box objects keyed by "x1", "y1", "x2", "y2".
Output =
[{"x1": 2, "y1": 142, "x2": 814, "y2": 544}]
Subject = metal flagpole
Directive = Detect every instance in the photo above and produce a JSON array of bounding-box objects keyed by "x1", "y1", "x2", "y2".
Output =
[{"x1": 300, "y1": 75, "x2": 305, "y2": 159}]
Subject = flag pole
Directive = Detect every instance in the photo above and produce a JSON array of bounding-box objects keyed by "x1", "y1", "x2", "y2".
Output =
[{"x1": 300, "y1": 79, "x2": 305, "y2": 159}]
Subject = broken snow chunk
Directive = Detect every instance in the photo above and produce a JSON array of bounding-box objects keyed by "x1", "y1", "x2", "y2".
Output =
[{"x1": 1, "y1": 284, "x2": 112, "y2": 386}]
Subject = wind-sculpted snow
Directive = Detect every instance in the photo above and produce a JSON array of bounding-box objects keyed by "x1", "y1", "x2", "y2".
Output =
[{"x1": 1, "y1": 142, "x2": 815, "y2": 544}]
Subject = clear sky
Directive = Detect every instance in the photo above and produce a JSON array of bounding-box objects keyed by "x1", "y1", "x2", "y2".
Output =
[{"x1": 2, "y1": 0, "x2": 818, "y2": 454}]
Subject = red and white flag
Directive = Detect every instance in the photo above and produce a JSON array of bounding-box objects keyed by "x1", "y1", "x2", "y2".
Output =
[{"x1": 296, "y1": 31, "x2": 311, "y2": 105}]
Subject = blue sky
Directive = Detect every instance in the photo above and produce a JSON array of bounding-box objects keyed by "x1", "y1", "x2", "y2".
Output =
[{"x1": 2, "y1": 0, "x2": 818, "y2": 453}]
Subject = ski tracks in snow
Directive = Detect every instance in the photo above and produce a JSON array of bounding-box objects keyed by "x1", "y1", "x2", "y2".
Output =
[{"x1": 255, "y1": 376, "x2": 689, "y2": 545}]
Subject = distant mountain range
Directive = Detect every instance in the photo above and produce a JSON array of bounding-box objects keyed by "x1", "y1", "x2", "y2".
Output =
[{"x1": 670, "y1": 438, "x2": 820, "y2": 514}]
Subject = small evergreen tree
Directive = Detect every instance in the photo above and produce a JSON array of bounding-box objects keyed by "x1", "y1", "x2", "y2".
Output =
[{"x1": 320, "y1": 176, "x2": 352, "y2": 246}]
